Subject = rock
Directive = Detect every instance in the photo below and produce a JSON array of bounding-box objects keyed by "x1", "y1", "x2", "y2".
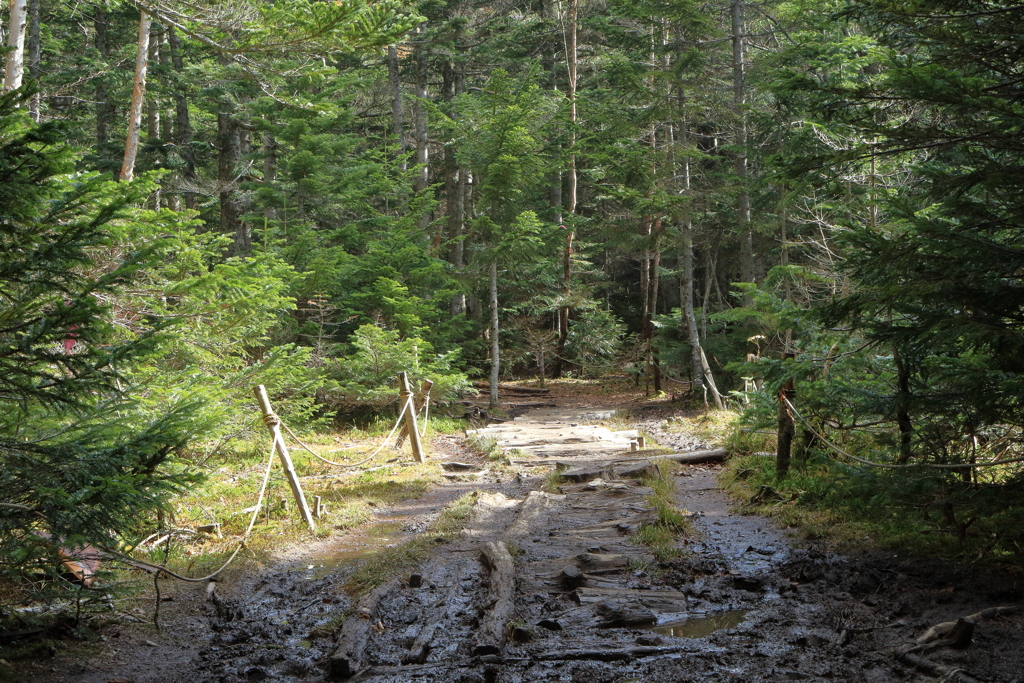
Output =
[{"x1": 636, "y1": 634, "x2": 663, "y2": 646}]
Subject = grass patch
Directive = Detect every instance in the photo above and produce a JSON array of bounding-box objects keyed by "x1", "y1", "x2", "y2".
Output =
[
  {"x1": 633, "y1": 462, "x2": 694, "y2": 561},
  {"x1": 343, "y1": 491, "x2": 479, "y2": 595},
  {"x1": 540, "y1": 467, "x2": 564, "y2": 494},
  {"x1": 466, "y1": 434, "x2": 503, "y2": 461},
  {"x1": 721, "y1": 453, "x2": 1024, "y2": 568}
]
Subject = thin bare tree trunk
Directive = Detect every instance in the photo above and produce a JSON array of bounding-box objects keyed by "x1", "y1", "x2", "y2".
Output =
[
  {"x1": 120, "y1": 11, "x2": 151, "y2": 182},
  {"x1": 3, "y1": 0, "x2": 28, "y2": 93},
  {"x1": 649, "y1": 238, "x2": 662, "y2": 393},
  {"x1": 552, "y1": 0, "x2": 578, "y2": 379},
  {"x1": 27, "y1": 0, "x2": 39, "y2": 119},
  {"x1": 489, "y1": 260, "x2": 500, "y2": 409},
  {"x1": 168, "y1": 27, "x2": 195, "y2": 210},
  {"x1": 732, "y1": 0, "x2": 754, "y2": 304},
  {"x1": 146, "y1": 24, "x2": 161, "y2": 207},
  {"x1": 94, "y1": 10, "x2": 113, "y2": 149},
  {"x1": 681, "y1": 222, "x2": 704, "y2": 392},
  {"x1": 413, "y1": 46, "x2": 430, "y2": 231}
]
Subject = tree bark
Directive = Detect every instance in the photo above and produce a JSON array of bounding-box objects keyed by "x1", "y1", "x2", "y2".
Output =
[
  {"x1": 552, "y1": 0, "x2": 578, "y2": 379},
  {"x1": 413, "y1": 46, "x2": 430, "y2": 231},
  {"x1": 167, "y1": 27, "x2": 195, "y2": 210},
  {"x1": 776, "y1": 353, "x2": 796, "y2": 479},
  {"x1": 489, "y1": 260, "x2": 500, "y2": 409},
  {"x1": 26, "y1": 0, "x2": 39, "y2": 119},
  {"x1": 681, "y1": 221, "x2": 704, "y2": 394},
  {"x1": 218, "y1": 111, "x2": 250, "y2": 254},
  {"x1": 388, "y1": 45, "x2": 407, "y2": 173},
  {"x1": 3, "y1": 0, "x2": 28, "y2": 93},
  {"x1": 894, "y1": 347, "x2": 913, "y2": 463},
  {"x1": 146, "y1": 24, "x2": 162, "y2": 207},
  {"x1": 732, "y1": 0, "x2": 754, "y2": 304},
  {"x1": 120, "y1": 11, "x2": 152, "y2": 182}
]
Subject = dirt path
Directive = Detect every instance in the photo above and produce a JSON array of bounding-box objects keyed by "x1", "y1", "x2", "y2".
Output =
[{"x1": 27, "y1": 401, "x2": 1024, "y2": 683}]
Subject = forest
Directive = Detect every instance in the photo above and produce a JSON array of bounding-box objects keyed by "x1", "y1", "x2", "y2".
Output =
[{"x1": 1, "y1": 0, "x2": 1023, "y2": 668}]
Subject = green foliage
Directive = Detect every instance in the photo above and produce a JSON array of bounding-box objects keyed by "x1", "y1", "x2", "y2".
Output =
[
  {"x1": 0, "y1": 94, "x2": 206, "y2": 588},
  {"x1": 324, "y1": 324, "x2": 469, "y2": 409}
]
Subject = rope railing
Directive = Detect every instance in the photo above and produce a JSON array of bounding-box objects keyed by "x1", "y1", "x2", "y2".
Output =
[
  {"x1": 101, "y1": 436, "x2": 278, "y2": 583},
  {"x1": 783, "y1": 397, "x2": 1024, "y2": 471},
  {"x1": 102, "y1": 385, "x2": 429, "y2": 585}
]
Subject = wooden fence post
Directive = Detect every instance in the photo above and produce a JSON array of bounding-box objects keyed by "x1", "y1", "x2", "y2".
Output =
[
  {"x1": 397, "y1": 379, "x2": 433, "y2": 448},
  {"x1": 776, "y1": 353, "x2": 796, "y2": 480},
  {"x1": 253, "y1": 385, "x2": 316, "y2": 532},
  {"x1": 398, "y1": 372, "x2": 425, "y2": 463}
]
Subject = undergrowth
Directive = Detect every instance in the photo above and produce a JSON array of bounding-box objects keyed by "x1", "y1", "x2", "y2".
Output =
[{"x1": 722, "y1": 454, "x2": 1024, "y2": 568}]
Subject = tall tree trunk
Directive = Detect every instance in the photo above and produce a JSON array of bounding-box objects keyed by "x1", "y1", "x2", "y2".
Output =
[
  {"x1": 552, "y1": 0, "x2": 578, "y2": 379},
  {"x1": 894, "y1": 347, "x2": 914, "y2": 463},
  {"x1": 732, "y1": 0, "x2": 754, "y2": 304},
  {"x1": 120, "y1": 11, "x2": 151, "y2": 182},
  {"x1": 413, "y1": 46, "x2": 430, "y2": 231},
  {"x1": 489, "y1": 260, "x2": 500, "y2": 409},
  {"x1": 26, "y1": 0, "x2": 39, "y2": 119},
  {"x1": 146, "y1": 24, "x2": 161, "y2": 207},
  {"x1": 95, "y1": 11, "x2": 111, "y2": 147},
  {"x1": 263, "y1": 131, "x2": 277, "y2": 229},
  {"x1": 388, "y1": 45, "x2": 407, "y2": 173},
  {"x1": 649, "y1": 236, "x2": 662, "y2": 393},
  {"x1": 681, "y1": 222, "x2": 704, "y2": 393},
  {"x1": 168, "y1": 27, "x2": 195, "y2": 210},
  {"x1": 218, "y1": 111, "x2": 250, "y2": 253},
  {"x1": 442, "y1": 59, "x2": 467, "y2": 316},
  {"x1": 3, "y1": 0, "x2": 28, "y2": 93}
]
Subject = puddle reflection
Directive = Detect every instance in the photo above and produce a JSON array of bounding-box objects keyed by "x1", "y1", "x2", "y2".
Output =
[{"x1": 651, "y1": 610, "x2": 748, "y2": 638}]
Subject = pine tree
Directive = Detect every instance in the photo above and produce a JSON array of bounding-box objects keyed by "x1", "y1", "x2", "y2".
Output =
[{"x1": 0, "y1": 91, "x2": 200, "y2": 578}]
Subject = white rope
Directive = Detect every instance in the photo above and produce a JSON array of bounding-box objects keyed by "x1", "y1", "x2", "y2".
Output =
[
  {"x1": 103, "y1": 438, "x2": 278, "y2": 583},
  {"x1": 279, "y1": 394, "x2": 414, "y2": 468},
  {"x1": 419, "y1": 395, "x2": 430, "y2": 437},
  {"x1": 783, "y1": 397, "x2": 1024, "y2": 471}
]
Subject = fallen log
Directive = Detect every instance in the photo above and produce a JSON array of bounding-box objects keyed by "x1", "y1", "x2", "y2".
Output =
[
  {"x1": 402, "y1": 622, "x2": 439, "y2": 665},
  {"x1": 596, "y1": 599, "x2": 656, "y2": 628},
  {"x1": 560, "y1": 459, "x2": 659, "y2": 483},
  {"x1": 511, "y1": 448, "x2": 728, "y2": 468},
  {"x1": 475, "y1": 540, "x2": 516, "y2": 655},
  {"x1": 462, "y1": 401, "x2": 557, "y2": 409},
  {"x1": 472, "y1": 382, "x2": 551, "y2": 395},
  {"x1": 895, "y1": 647, "x2": 982, "y2": 683},
  {"x1": 329, "y1": 578, "x2": 400, "y2": 679},
  {"x1": 534, "y1": 645, "x2": 687, "y2": 662},
  {"x1": 917, "y1": 605, "x2": 1018, "y2": 644},
  {"x1": 505, "y1": 491, "x2": 562, "y2": 540}
]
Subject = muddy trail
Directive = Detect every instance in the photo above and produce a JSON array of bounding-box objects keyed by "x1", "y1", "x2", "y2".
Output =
[{"x1": 32, "y1": 400, "x2": 1024, "y2": 683}]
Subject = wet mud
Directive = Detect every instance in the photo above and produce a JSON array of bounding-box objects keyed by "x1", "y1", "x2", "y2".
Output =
[{"x1": 30, "y1": 408, "x2": 1024, "y2": 683}]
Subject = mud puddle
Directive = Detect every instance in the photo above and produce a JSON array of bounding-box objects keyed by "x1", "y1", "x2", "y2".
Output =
[
  {"x1": 305, "y1": 519, "x2": 412, "y2": 579},
  {"x1": 647, "y1": 609, "x2": 749, "y2": 638}
]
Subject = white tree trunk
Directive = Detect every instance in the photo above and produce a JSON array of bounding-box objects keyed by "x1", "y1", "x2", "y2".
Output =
[
  {"x1": 120, "y1": 11, "x2": 151, "y2": 182},
  {"x1": 3, "y1": 0, "x2": 29, "y2": 92}
]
